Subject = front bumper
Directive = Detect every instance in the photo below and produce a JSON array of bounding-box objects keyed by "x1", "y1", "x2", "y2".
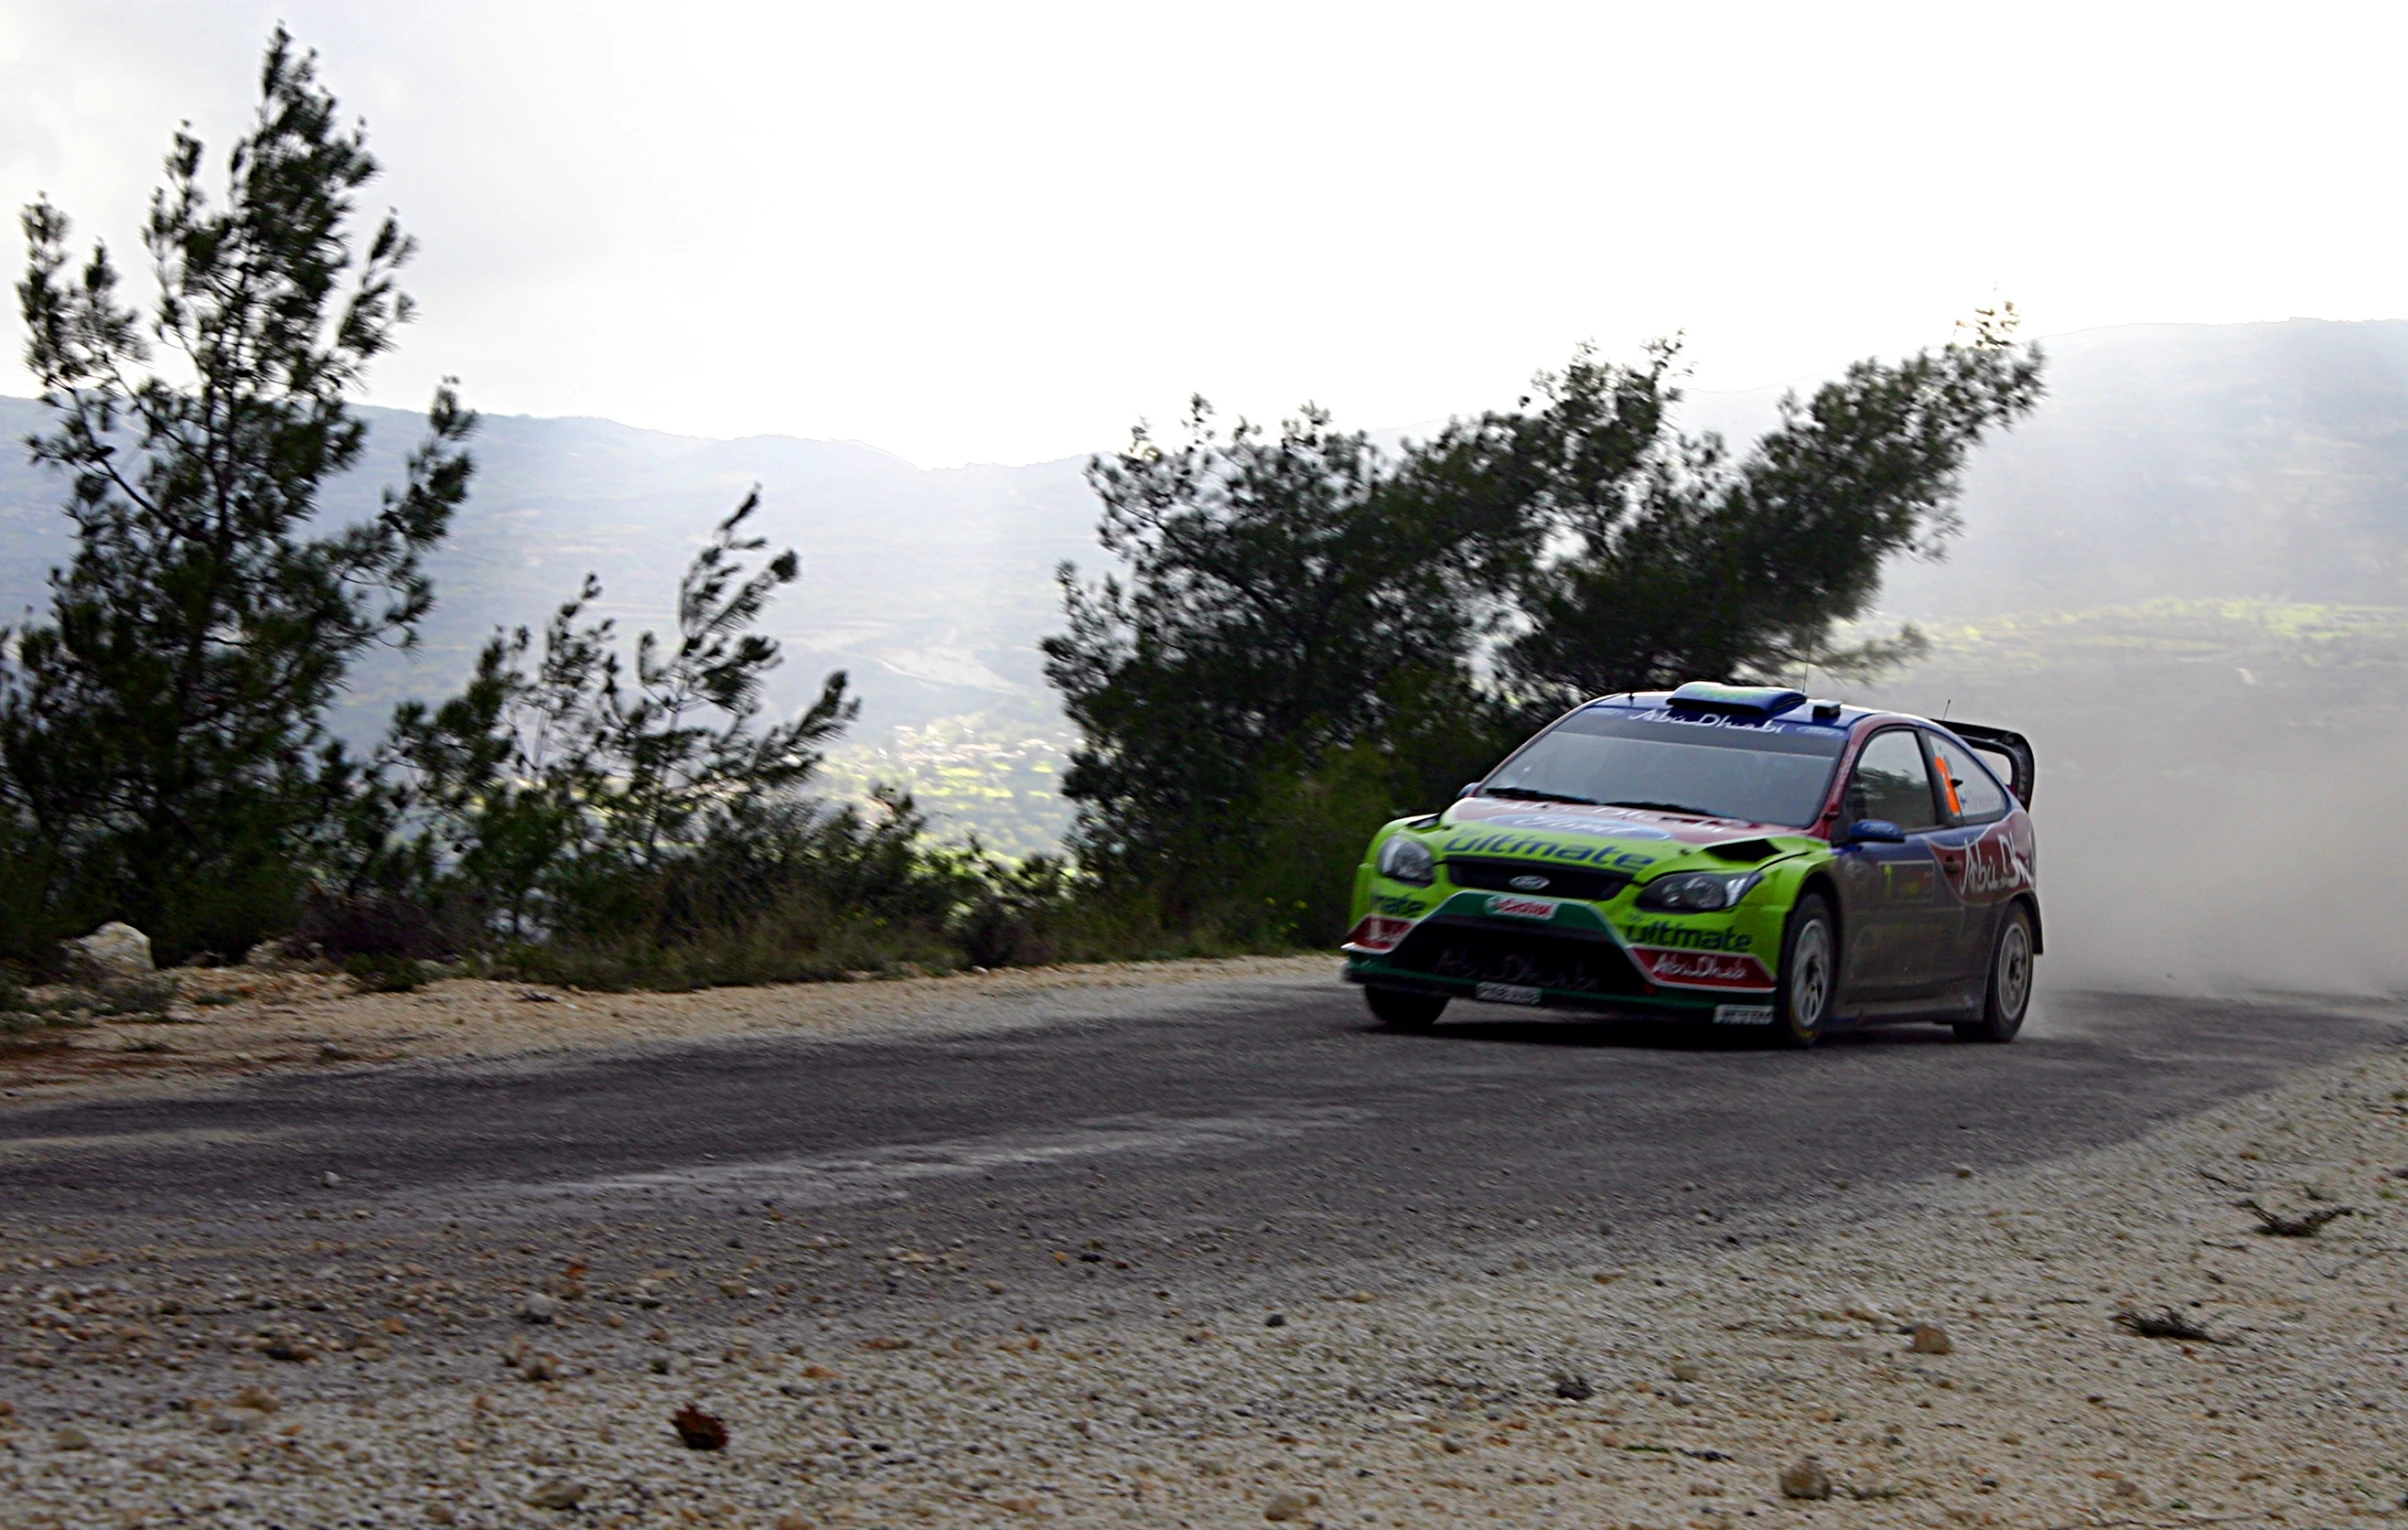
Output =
[{"x1": 1343, "y1": 909, "x2": 1773, "y2": 1024}]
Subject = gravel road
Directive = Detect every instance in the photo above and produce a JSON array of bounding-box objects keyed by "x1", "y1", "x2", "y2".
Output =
[{"x1": 1, "y1": 966, "x2": 2400, "y2": 1527}]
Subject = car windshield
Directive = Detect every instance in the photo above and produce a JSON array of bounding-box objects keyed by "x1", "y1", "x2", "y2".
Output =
[{"x1": 1481, "y1": 708, "x2": 1847, "y2": 827}]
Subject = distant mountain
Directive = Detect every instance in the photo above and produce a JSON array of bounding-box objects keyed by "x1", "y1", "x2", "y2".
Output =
[
  {"x1": 1834, "y1": 319, "x2": 2408, "y2": 619},
  {"x1": 0, "y1": 396, "x2": 1104, "y2": 746},
  {"x1": 3, "y1": 317, "x2": 2406, "y2": 855}
]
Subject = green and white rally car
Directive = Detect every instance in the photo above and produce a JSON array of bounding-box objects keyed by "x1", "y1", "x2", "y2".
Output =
[{"x1": 1342, "y1": 683, "x2": 2040, "y2": 1047}]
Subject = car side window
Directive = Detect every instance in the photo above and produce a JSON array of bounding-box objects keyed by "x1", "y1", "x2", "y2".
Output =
[
  {"x1": 1927, "y1": 733, "x2": 2010, "y2": 823},
  {"x1": 1846, "y1": 729, "x2": 1940, "y2": 831}
]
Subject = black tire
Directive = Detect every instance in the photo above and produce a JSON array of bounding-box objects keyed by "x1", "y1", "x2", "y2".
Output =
[
  {"x1": 1366, "y1": 987, "x2": 1447, "y2": 1030},
  {"x1": 1955, "y1": 902, "x2": 2035, "y2": 1043},
  {"x1": 1767, "y1": 892, "x2": 1838, "y2": 1049}
]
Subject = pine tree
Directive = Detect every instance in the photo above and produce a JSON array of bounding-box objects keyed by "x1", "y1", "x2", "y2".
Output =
[{"x1": 1, "y1": 28, "x2": 473, "y2": 958}]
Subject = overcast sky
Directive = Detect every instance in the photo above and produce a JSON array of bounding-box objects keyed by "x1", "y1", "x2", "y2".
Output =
[{"x1": 1, "y1": 1, "x2": 2402, "y2": 467}]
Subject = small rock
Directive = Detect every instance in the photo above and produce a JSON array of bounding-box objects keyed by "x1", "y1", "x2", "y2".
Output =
[
  {"x1": 1263, "y1": 1492, "x2": 1314, "y2": 1522},
  {"x1": 260, "y1": 1336, "x2": 312, "y2": 1363},
  {"x1": 1780, "y1": 1457, "x2": 1832, "y2": 1500},
  {"x1": 522, "y1": 1292, "x2": 557, "y2": 1324},
  {"x1": 427, "y1": 1508, "x2": 458, "y2": 1526},
  {"x1": 1551, "y1": 1370, "x2": 1594, "y2": 1401},
  {"x1": 672, "y1": 1404, "x2": 728, "y2": 1451},
  {"x1": 245, "y1": 937, "x2": 317, "y2": 970},
  {"x1": 525, "y1": 1477, "x2": 585, "y2": 1510},
  {"x1": 52, "y1": 1425, "x2": 91, "y2": 1451},
  {"x1": 521, "y1": 1352, "x2": 561, "y2": 1382},
  {"x1": 1955, "y1": 1164, "x2": 1974, "y2": 1178},
  {"x1": 2106, "y1": 1477, "x2": 2145, "y2": 1505},
  {"x1": 773, "y1": 1516, "x2": 812, "y2": 1530},
  {"x1": 649, "y1": 1355, "x2": 674, "y2": 1375},
  {"x1": 320, "y1": 1170, "x2": 343, "y2": 1188},
  {"x1": 1264, "y1": 1313, "x2": 1287, "y2": 1328},
  {"x1": 64, "y1": 922, "x2": 153, "y2": 984},
  {"x1": 232, "y1": 1385, "x2": 279, "y2": 1412},
  {"x1": 1669, "y1": 1359, "x2": 1702, "y2": 1382},
  {"x1": 206, "y1": 1412, "x2": 258, "y2": 1435},
  {"x1": 1909, "y1": 1323, "x2": 1953, "y2": 1355}
]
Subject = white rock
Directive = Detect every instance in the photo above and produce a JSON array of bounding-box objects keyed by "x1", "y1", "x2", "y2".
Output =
[
  {"x1": 64, "y1": 922, "x2": 153, "y2": 984},
  {"x1": 525, "y1": 1477, "x2": 585, "y2": 1510}
]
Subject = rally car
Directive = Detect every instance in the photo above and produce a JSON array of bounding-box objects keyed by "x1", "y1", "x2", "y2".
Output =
[{"x1": 1342, "y1": 682, "x2": 2039, "y2": 1046}]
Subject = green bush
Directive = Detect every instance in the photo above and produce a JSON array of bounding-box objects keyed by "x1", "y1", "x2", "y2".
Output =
[{"x1": 344, "y1": 953, "x2": 426, "y2": 994}]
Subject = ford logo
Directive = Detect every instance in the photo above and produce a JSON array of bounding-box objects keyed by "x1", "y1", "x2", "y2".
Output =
[{"x1": 1509, "y1": 874, "x2": 1550, "y2": 891}]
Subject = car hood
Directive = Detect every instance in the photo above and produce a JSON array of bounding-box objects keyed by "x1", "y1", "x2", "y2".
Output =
[{"x1": 1435, "y1": 797, "x2": 1810, "y2": 871}]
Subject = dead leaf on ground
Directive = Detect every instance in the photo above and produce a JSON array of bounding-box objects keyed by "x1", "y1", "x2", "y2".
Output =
[{"x1": 672, "y1": 1404, "x2": 727, "y2": 1451}]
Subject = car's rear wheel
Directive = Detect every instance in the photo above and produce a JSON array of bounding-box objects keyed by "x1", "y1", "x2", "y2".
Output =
[
  {"x1": 1954, "y1": 903, "x2": 2034, "y2": 1043},
  {"x1": 1767, "y1": 893, "x2": 1837, "y2": 1049},
  {"x1": 1366, "y1": 987, "x2": 1447, "y2": 1030}
]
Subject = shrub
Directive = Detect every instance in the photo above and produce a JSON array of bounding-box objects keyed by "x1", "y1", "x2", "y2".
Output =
[
  {"x1": 298, "y1": 890, "x2": 454, "y2": 961},
  {"x1": 344, "y1": 953, "x2": 426, "y2": 994}
]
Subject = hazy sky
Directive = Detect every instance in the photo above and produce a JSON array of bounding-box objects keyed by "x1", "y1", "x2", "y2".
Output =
[{"x1": 1, "y1": 1, "x2": 2402, "y2": 467}]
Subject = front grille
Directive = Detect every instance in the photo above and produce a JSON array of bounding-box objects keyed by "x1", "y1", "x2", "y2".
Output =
[
  {"x1": 1445, "y1": 856, "x2": 1632, "y2": 903},
  {"x1": 1388, "y1": 920, "x2": 1651, "y2": 996}
]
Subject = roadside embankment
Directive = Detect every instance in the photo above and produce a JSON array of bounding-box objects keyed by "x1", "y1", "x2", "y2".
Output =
[{"x1": 0, "y1": 956, "x2": 1332, "y2": 1108}]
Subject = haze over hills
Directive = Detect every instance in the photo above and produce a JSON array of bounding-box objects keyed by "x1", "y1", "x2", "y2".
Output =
[
  {"x1": 4, "y1": 317, "x2": 2407, "y2": 865},
  {"x1": 0, "y1": 397, "x2": 1099, "y2": 733}
]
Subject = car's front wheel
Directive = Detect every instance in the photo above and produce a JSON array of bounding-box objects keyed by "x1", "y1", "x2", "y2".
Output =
[
  {"x1": 1954, "y1": 903, "x2": 2035, "y2": 1043},
  {"x1": 1767, "y1": 893, "x2": 1837, "y2": 1049},
  {"x1": 1365, "y1": 987, "x2": 1447, "y2": 1031}
]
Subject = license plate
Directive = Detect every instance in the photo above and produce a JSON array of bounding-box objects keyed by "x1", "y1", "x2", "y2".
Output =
[
  {"x1": 1476, "y1": 982, "x2": 1543, "y2": 1006},
  {"x1": 1713, "y1": 1004, "x2": 1774, "y2": 1026}
]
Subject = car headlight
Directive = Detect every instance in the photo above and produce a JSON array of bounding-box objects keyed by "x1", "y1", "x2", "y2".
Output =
[
  {"x1": 1375, "y1": 834, "x2": 1436, "y2": 886},
  {"x1": 1635, "y1": 870, "x2": 1761, "y2": 912}
]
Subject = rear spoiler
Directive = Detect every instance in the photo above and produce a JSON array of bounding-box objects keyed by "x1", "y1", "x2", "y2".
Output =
[{"x1": 1943, "y1": 722, "x2": 2035, "y2": 808}]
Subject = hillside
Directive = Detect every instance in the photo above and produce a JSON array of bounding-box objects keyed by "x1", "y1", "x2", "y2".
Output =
[
  {"x1": 0, "y1": 397, "x2": 1103, "y2": 849},
  {"x1": 3, "y1": 317, "x2": 2407, "y2": 855},
  {"x1": 0, "y1": 395, "x2": 1100, "y2": 728}
]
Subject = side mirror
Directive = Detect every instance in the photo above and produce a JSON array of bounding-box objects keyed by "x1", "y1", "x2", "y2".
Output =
[
  {"x1": 1458, "y1": 782, "x2": 1482, "y2": 799},
  {"x1": 1842, "y1": 818, "x2": 1906, "y2": 845}
]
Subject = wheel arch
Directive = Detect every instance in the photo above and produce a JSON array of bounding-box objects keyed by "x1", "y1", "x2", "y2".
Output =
[
  {"x1": 2010, "y1": 891, "x2": 2043, "y2": 955},
  {"x1": 1796, "y1": 869, "x2": 1843, "y2": 942},
  {"x1": 1791, "y1": 868, "x2": 1845, "y2": 994}
]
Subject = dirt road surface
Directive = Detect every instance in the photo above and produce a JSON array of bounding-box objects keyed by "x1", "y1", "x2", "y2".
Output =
[{"x1": 1, "y1": 963, "x2": 2401, "y2": 1527}]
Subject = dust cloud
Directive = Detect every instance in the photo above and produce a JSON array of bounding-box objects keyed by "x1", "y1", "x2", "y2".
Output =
[{"x1": 1854, "y1": 640, "x2": 2408, "y2": 1003}]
